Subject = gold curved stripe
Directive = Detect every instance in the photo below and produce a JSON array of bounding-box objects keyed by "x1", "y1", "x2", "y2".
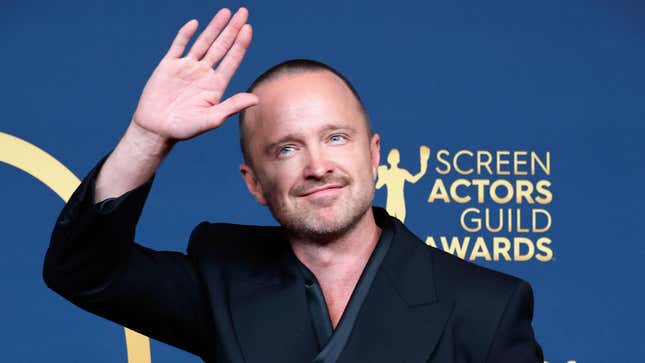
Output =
[{"x1": 0, "y1": 131, "x2": 151, "y2": 363}]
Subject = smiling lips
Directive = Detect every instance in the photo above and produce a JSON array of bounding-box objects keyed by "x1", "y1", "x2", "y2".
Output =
[{"x1": 299, "y1": 184, "x2": 344, "y2": 197}]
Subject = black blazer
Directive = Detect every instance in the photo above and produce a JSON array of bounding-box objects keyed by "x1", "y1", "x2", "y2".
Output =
[{"x1": 43, "y1": 157, "x2": 544, "y2": 362}]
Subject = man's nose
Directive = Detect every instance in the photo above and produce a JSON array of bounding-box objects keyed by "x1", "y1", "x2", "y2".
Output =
[{"x1": 303, "y1": 146, "x2": 334, "y2": 179}]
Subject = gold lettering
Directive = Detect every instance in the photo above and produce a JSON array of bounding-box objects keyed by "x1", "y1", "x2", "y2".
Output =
[
  {"x1": 493, "y1": 237, "x2": 512, "y2": 261},
  {"x1": 514, "y1": 237, "x2": 534, "y2": 261},
  {"x1": 425, "y1": 236, "x2": 438, "y2": 247},
  {"x1": 450, "y1": 179, "x2": 471, "y2": 203},
  {"x1": 435, "y1": 149, "x2": 451, "y2": 175},
  {"x1": 535, "y1": 237, "x2": 553, "y2": 262},
  {"x1": 514, "y1": 151, "x2": 528, "y2": 175},
  {"x1": 460, "y1": 208, "x2": 481, "y2": 232},
  {"x1": 490, "y1": 179, "x2": 514, "y2": 204},
  {"x1": 428, "y1": 179, "x2": 450, "y2": 203},
  {"x1": 515, "y1": 179, "x2": 535, "y2": 204},
  {"x1": 454, "y1": 150, "x2": 474, "y2": 175},
  {"x1": 531, "y1": 151, "x2": 550, "y2": 175},
  {"x1": 485, "y1": 208, "x2": 504, "y2": 233},
  {"x1": 535, "y1": 180, "x2": 552, "y2": 204},
  {"x1": 472, "y1": 179, "x2": 490, "y2": 203},
  {"x1": 516, "y1": 208, "x2": 529, "y2": 233},
  {"x1": 496, "y1": 151, "x2": 511, "y2": 175},
  {"x1": 533, "y1": 209, "x2": 552, "y2": 233},
  {"x1": 469, "y1": 237, "x2": 492, "y2": 260},
  {"x1": 477, "y1": 151, "x2": 493, "y2": 175}
]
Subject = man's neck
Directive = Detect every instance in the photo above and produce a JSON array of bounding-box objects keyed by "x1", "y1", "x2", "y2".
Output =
[
  {"x1": 289, "y1": 208, "x2": 381, "y2": 273},
  {"x1": 289, "y1": 208, "x2": 382, "y2": 328}
]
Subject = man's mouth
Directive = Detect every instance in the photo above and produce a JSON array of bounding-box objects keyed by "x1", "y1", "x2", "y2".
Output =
[{"x1": 299, "y1": 184, "x2": 344, "y2": 197}]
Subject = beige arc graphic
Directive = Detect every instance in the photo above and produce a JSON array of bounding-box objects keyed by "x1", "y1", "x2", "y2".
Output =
[{"x1": 0, "y1": 132, "x2": 151, "y2": 363}]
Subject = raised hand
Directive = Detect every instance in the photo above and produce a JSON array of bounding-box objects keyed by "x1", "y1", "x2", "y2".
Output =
[
  {"x1": 132, "y1": 7, "x2": 258, "y2": 142},
  {"x1": 93, "y1": 8, "x2": 258, "y2": 202}
]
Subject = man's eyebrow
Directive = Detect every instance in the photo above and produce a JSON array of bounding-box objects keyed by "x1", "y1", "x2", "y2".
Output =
[{"x1": 318, "y1": 124, "x2": 358, "y2": 135}]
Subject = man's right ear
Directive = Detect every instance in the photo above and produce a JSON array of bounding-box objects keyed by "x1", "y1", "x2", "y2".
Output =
[{"x1": 239, "y1": 163, "x2": 267, "y2": 205}]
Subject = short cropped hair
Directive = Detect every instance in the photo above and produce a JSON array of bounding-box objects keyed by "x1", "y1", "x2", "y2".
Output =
[{"x1": 238, "y1": 59, "x2": 371, "y2": 166}]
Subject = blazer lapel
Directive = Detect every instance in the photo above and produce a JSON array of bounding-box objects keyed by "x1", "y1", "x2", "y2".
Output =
[
  {"x1": 215, "y1": 208, "x2": 453, "y2": 363},
  {"x1": 227, "y1": 228, "x2": 319, "y2": 363},
  {"x1": 338, "y1": 211, "x2": 455, "y2": 362}
]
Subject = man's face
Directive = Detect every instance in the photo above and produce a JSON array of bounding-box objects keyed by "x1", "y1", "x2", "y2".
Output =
[{"x1": 240, "y1": 70, "x2": 380, "y2": 239}]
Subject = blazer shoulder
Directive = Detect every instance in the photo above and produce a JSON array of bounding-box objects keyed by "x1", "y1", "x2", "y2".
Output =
[
  {"x1": 428, "y1": 244, "x2": 527, "y2": 302},
  {"x1": 186, "y1": 221, "x2": 288, "y2": 266},
  {"x1": 391, "y1": 215, "x2": 525, "y2": 299},
  {"x1": 427, "y1": 246, "x2": 542, "y2": 362}
]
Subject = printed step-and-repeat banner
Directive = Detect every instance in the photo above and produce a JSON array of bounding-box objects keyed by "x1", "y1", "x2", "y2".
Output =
[{"x1": 1, "y1": 1, "x2": 643, "y2": 362}]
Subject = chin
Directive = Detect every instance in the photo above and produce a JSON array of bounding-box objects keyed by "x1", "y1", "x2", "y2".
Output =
[
  {"x1": 290, "y1": 205, "x2": 369, "y2": 242},
  {"x1": 268, "y1": 190, "x2": 374, "y2": 241}
]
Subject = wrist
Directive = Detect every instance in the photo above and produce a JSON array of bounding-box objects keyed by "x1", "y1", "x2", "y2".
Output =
[{"x1": 123, "y1": 120, "x2": 175, "y2": 159}]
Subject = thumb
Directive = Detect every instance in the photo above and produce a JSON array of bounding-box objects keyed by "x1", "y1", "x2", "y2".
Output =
[{"x1": 206, "y1": 92, "x2": 259, "y2": 129}]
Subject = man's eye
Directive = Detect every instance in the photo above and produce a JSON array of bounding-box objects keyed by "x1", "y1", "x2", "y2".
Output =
[
  {"x1": 278, "y1": 146, "x2": 295, "y2": 155},
  {"x1": 329, "y1": 134, "x2": 346, "y2": 143}
]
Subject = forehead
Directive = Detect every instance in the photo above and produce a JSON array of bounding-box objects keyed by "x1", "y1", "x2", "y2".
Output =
[{"x1": 243, "y1": 70, "x2": 366, "y2": 142}]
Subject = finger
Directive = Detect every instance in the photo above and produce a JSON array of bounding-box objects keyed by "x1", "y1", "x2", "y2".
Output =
[
  {"x1": 206, "y1": 92, "x2": 259, "y2": 129},
  {"x1": 164, "y1": 19, "x2": 199, "y2": 59},
  {"x1": 202, "y1": 7, "x2": 249, "y2": 67},
  {"x1": 215, "y1": 24, "x2": 253, "y2": 86},
  {"x1": 186, "y1": 8, "x2": 231, "y2": 61}
]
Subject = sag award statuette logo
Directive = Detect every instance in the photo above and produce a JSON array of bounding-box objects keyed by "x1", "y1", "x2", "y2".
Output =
[
  {"x1": 377, "y1": 146, "x2": 553, "y2": 263},
  {"x1": 0, "y1": 132, "x2": 151, "y2": 362},
  {"x1": 376, "y1": 146, "x2": 430, "y2": 223}
]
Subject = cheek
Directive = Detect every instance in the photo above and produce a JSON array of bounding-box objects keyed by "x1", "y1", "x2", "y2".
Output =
[
  {"x1": 341, "y1": 146, "x2": 374, "y2": 177},
  {"x1": 260, "y1": 164, "x2": 301, "y2": 196}
]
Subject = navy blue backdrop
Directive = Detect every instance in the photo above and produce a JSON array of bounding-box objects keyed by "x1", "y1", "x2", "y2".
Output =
[{"x1": 1, "y1": 0, "x2": 643, "y2": 362}]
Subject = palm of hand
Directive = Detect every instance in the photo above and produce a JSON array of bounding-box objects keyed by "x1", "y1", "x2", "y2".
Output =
[
  {"x1": 135, "y1": 59, "x2": 225, "y2": 140},
  {"x1": 132, "y1": 7, "x2": 257, "y2": 142}
]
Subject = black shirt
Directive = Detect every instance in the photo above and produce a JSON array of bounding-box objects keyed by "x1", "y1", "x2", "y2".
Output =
[{"x1": 291, "y1": 218, "x2": 393, "y2": 363}]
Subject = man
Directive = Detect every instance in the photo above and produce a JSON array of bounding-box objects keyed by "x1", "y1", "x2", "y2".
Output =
[{"x1": 43, "y1": 7, "x2": 544, "y2": 362}]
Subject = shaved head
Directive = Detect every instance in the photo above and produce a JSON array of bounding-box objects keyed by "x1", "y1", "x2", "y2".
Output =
[{"x1": 239, "y1": 59, "x2": 371, "y2": 166}]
